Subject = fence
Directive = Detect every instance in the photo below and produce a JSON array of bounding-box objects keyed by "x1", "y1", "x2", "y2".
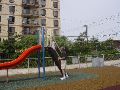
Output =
[{"x1": 0, "y1": 53, "x2": 120, "y2": 82}]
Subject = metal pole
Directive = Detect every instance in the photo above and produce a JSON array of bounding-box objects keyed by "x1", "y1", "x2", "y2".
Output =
[
  {"x1": 37, "y1": 30, "x2": 41, "y2": 79},
  {"x1": 28, "y1": 58, "x2": 30, "y2": 74},
  {"x1": 6, "y1": 69, "x2": 9, "y2": 83},
  {"x1": 78, "y1": 55, "x2": 80, "y2": 68},
  {"x1": 42, "y1": 27, "x2": 46, "y2": 80},
  {"x1": 83, "y1": 25, "x2": 88, "y2": 43},
  {"x1": 38, "y1": 30, "x2": 41, "y2": 45},
  {"x1": 38, "y1": 50, "x2": 41, "y2": 78},
  {"x1": 36, "y1": 0, "x2": 42, "y2": 75}
]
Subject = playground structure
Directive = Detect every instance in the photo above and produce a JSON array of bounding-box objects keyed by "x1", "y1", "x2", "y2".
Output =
[
  {"x1": 0, "y1": 27, "x2": 63, "y2": 82},
  {"x1": 0, "y1": 45, "x2": 42, "y2": 70}
]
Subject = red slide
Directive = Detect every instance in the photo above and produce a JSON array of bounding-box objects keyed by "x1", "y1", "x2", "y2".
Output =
[{"x1": 0, "y1": 45, "x2": 42, "y2": 70}]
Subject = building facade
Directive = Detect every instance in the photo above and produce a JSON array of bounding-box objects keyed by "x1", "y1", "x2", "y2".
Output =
[{"x1": 0, "y1": 0, "x2": 60, "y2": 44}]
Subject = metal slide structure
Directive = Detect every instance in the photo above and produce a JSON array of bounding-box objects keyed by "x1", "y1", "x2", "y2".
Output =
[{"x1": 0, "y1": 45, "x2": 42, "y2": 70}]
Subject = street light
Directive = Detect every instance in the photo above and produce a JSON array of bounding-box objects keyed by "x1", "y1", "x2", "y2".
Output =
[{"x1": 83, "y1": 25, "x2": 88, "y2": 43}]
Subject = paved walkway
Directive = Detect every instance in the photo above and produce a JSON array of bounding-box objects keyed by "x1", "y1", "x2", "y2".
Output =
[{"x1": 0, "y1": 60, "x2": 120, "y2": 76}]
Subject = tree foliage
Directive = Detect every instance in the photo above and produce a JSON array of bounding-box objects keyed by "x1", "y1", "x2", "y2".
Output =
[
  {"x1": 0, "y1": 35, "x2": 119, "y2": 59},
  {"x1": 15, "y1": 35, "x2": 37, "y2": 51}
]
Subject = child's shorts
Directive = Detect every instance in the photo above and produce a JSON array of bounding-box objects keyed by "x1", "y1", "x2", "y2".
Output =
[{"x1": 61, "y1": 60, "x2": 66, "y2": 69}]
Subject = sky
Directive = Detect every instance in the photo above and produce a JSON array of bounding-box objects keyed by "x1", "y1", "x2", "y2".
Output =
[{"x1": 60, "y1": 0, "x2": 120, "y2": 41}]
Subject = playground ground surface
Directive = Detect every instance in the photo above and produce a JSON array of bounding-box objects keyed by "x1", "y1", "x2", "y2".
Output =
[{"x1": 0, "y1": 66, "x2": 120, "y2": 90}]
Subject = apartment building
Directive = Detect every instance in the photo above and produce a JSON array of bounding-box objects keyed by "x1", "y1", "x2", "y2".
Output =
[{"x1": 0, "y1": 0, "x2": 60, "y2": 43}]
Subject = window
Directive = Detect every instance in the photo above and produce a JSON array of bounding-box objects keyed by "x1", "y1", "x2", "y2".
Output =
[
  {"x1": 9, "y1": 6, "x2": 15, "y2": 14},
  {"x1": 23, "y1": 8, "x2": 30, "y2": 14},
  {"x1": 8, "y1": 27, "x2": 15, "y2": 37},
  {"x1": 23, "y1": 0, "x2": 32, "y2": 4},
  {"x1": 54, "y1": 29, "x2": 59, "y2": 36},
  {"x1": 0, "y1": 26, "x2": 1, "y2": 33},
  {"x1": 9, "y1": 27, "x2": 15, "y2": 33},
  {"x1": 33, "y1": 10, "x2": 38, "y2": 15},
  {"x1": 33, "y1": 19, "x2": 38, "y2": 25},
  {"x1": 23, "y1": 28, "x2": 30, "y2": 34},
  {"x1": 22, "y1": 18, "x2": 27, "y2": 24},
  {"x1": 22, "y1": 0, "x2": 26, "y2": 4},
  {"x1": 54, "y1": 20, "x2": 58, "y2": 27},
  {"x1": 9, "y1": 0, "x2": 14, "y2": 3},
  {"x1": 41, "y1": 19, "x2": 46, "y2": 26},
  {"x1": 9, "y1": 16, "x2": 15, "y2": 24},
  {"x1": 0, "y1": 0, "x2": 1, "y2": 3},
  {"x1": 26, "y1": 0, "x2": 30, "y2": 4},
  {"x1": 53, "y1": 2, "x2": 58, "y2": 8},
  {"x1": 41, "y1": 0, "x2": 46, "y2": 7},
  {"x1": 53, "y1": 11, "x2": 58, "y2": 17},
  {"x1": 0, "y1": 5, "x2": 2, "y2": 11},
  {"x1": 41, "y1": 9, "x2": 46, "y2": 16},
  {"x1": 0, "y1": 16, "x2": 1, "y2": 22}
]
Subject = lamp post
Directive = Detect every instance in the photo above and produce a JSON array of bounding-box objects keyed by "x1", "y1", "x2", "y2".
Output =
[{"x1": 83, "y1": 25, "x2": 88, "y2": 43}]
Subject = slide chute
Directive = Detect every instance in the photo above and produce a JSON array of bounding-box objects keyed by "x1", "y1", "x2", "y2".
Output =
[{"x1": 0, "y1": 45, "x2": 42, "y2": 70}]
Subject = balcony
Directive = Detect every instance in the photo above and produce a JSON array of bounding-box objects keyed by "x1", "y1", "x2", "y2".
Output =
[
  {"x1": 22, "y1": 24, "x2": 40, "y2": 27},
  {"x1": 22, "y1": 9, "x2": 39, "y2": 17},
  {"x1": 34, "y1": 0, "x2": 39, "y2": 7},
  {"x1": 22, "y1": 29, "x2": 37, "y2": 35},
  {"x1": 9, "y1": 0, "x2": 15, "y2": 5},
  {"x1": 22, "y1": 0, "x2": 35, "y2": 7},
  {"x1": 22, "y1": 9, "x2": 32, "y2": 17},
  {"x1": 33, "y1": 11, "x2": 39, "y2": 17},
  {"x1": 9, "y1": 22, "x2": 15, "y2": 24},
  {"x1": 22, "y1": 20, "x2": 40, "y2": 27},
  {"x1": 9, "y1": 0, "x2": 15, "y2": 3}
]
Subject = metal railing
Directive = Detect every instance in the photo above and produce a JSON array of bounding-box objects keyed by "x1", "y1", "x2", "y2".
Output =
[
  {"x1": 0, "y1": 54, "x2": 120, "y2": 82},
  {"x1": 0, "y1": 53, "x2": 120, "y2": 69}
]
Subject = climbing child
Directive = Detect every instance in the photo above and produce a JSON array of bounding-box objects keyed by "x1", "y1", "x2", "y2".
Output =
[{"x1": 59, "y1": 46, "x2": 69, "y2": 80}]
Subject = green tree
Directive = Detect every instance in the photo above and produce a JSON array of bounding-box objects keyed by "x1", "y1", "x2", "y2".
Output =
[
  {"x1": 72, "y1": 34, "x2": 91, "y2": 55},
  {"x1": 100, "y1": 39, "x2": 118, "y2": 54},
  {"x1": 55, "y1": 36, "x2": 73, "y2": 55},
  {"x1": 15, "y1": 35, "x2": 37, "y2": 50},
  {"x1": 0, "y1": 38, "x2": 16, "y2": 58},
  {"x1": 0, "y1": 41, "x2": 4, "y2": 52}
]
